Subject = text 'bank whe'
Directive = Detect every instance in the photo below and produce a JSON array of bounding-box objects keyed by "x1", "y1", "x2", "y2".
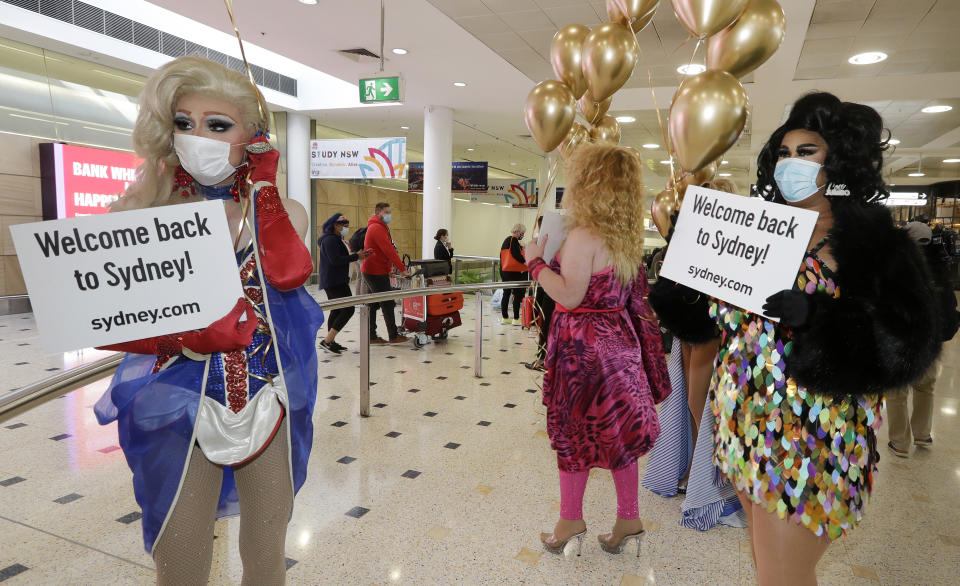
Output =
[
  {"x1": 10, "y1": 200, "x2": 244, "y2": 353},
  {"x1": 659, "y1": 186, "x2": 819, "y2": 319}
]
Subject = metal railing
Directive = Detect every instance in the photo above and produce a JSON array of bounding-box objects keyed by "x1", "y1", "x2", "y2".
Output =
[
  {"x1": 0, "y1": 280, "x2": 532, "y2": 423},
  {"x1": 451, "y1": 255, "x2": 501, "y2": 285}
]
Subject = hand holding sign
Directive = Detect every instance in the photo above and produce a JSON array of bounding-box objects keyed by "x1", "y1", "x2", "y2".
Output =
[{"x1": 659, "y1": 186, "x2": 818, "y2": 318}]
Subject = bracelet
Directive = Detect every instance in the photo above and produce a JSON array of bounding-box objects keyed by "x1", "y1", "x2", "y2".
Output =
[{"x1": 527, "y1": 257, "x2": 547, "y2": 280}]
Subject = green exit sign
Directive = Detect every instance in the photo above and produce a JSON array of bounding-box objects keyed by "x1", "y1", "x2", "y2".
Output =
[{"x1": 359, "y1": 76, "x2": 401, "y2": 103}]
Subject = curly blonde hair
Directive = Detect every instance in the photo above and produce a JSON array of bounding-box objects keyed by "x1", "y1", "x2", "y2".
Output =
[
  {"x1": 113, "y1": 56, "x2": 267, "y2": 211},
  {"x1": 562, "y1": 142, "x2": 647, "y2": 286}
]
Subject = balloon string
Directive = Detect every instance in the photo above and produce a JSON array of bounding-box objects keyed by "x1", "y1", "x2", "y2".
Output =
[
  {"x1": 532, "y1": 154, "x2": 562, "y2": 239},
  {"x1": 223, "y1": 0, "x2": 270, "y2": 134},
  {"x1": 671, "y1": 33, "x2": 697, "y2": 56},
  {"x1": 647, "y1": 66, "x2": 674, "y2": 188}
]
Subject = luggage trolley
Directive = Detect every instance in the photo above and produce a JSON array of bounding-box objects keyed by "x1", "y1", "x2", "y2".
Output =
[{"x1": 391, "y1": 256, "x2": 464, "y2": 348}]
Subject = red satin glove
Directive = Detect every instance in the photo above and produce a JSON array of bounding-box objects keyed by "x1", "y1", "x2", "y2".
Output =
[
  {"x1": 246, "y1": 136, "x2": 278, "y2": 185},
  {"x1": 97, "y1": 299, "x2": 256, "y2": 356},
  {"x1": 255, "y1": 184, "x2": 313, "y2": 290}
]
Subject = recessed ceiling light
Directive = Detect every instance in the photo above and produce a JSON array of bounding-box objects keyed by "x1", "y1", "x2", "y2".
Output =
[
  {"x1": 944, "y1": 158, "x2": 960, "y2": 163},
  {"x1": 921, "y1": 105, "x2": 952, "y2": 113},
  {"x1": 453, "y1": 82, "x2": 467, "y2": 87},
  {"x1": 297, "y1": 0, "x2": 318, "y2": 4},
  {"x1": 392, "y1": 48, "x2": 408, "y2": 55},
  {"x1": 466, "y1": 148, "x2": 474, "y2": 151},
  {"x1": 659, "y1": 160, "x2": 671, "y2": 164},
  {"x1": 888, "y1": 138, "x2": 901, "y2": 145},
  {"x1": 527, "y1": 168, "x2": 533, "y2": 171},
  {"x1": 721, "y1": 160, "x2": 729, "y2": 165},
  {"x1": 719, "y1": 172, "x2": 732, "y2": 177},
  {"x1": 677, "y1": 64, "x2": 706, "y2": 75},
  {"x1": 848, "y1": 51, "x2": 887, "y2": 65},
  {"x1": 908, "y1": 172, "x2": 926, "y2": 177},
  {"x1": 615, "y1": 115, "x2": 636, "y2": 123},
  {"x1": 400, "y1": 125, "x2": 409, "y2": 130},
  {"x1": 510, "y1": 162, "x2": 517, "y2": 166},
  {"x1": 642, "y1": 143, "x2": 660, "y2": 149}
]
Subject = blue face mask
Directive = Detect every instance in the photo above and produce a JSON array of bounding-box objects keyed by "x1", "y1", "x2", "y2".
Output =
[
  {"x1": 382, "y1": 213, "x2": 392, "y2": 224},
  {"x1": 340, "y1": 226, "x2": 350, "y2": 237},
  {"x1": 774, "y1": 158, "x2": 824, "y2": 202}
]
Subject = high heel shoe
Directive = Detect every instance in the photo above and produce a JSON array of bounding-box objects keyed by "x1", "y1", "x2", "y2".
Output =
[
  {"x1": 540, "y1": 529, "x2": 587, "y2": 556},
  {"x1": 598, "y1": 529, "x2": 645, "y2": 557}
]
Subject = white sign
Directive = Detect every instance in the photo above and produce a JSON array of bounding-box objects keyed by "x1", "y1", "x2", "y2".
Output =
[
  {"x1": 538, "y1": 212, "x2": 567, "y2": 263},
  {"x1": 11, "y1": 201, "x2": 244, "y2": 353},
  {"x1": 659, "y1": 186, "x2": 819, "y2": 317},
  {"x1": 309, "y1": 137, "x2": 407, "y2": 179}
]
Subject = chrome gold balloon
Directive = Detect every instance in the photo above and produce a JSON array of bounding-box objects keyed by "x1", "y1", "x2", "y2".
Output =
[
  {"x1": 524, "y1": 80, "x2": 578, "y2": 153},
  {"x1": 578, "y1": 92, "x2": 613, "y2": 125},
  {"x1": 669, "y1": 0, "x2": 749, "y2": 39},
  {"x1": 651, "y1": 187, "x2": 679, "y2": 238},
  {"x1": 606, "y1": 0, "x2": 659, "y2": 34},
  {"x1": 589, "y1": 115, "x2": 622, "y2": 144},
  {"x1": 668, "y1": 70, "x2": 748, "y2": 173},
  {"x1": 692, "y1": 158, "x2": 720, "y2": 185},
  {"x1": 559, "y1": 122, "x2": 590, "y2": 160},
  {"x1": 582, "y1": 22, "x2": 640, "y2": 102},
  {"x1": 706, "y1": 0, "x2": 785, "y2": 78},
  {"x1": 551, "y1": 25, "x2": 592, "y2": 100}
]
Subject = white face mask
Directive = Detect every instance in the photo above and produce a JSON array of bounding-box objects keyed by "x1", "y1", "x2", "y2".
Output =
[
  {"x1": 174, "y1": 134, "x2": 241, "y2": 186},
  {"x1": 341, "y1": 226, "x2": 350, "y2": 237}
]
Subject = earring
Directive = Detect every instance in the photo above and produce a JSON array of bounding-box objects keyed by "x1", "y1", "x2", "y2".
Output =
[
  {"x1": 825, "y1": 183, "x2": 850, "y2": 197},
  {"x1": 174, "y1": 166, "x2": 196, "y2": 197}
]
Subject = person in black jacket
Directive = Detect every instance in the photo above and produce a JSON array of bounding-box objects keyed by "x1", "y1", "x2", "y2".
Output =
[
  {"x1": 317, "y1": 213, "x2": 369, "y2": 354},
  {"x1": 886, "y1": 221, "x2": 960, "y2": 456},
  {"x1": 650, "y1": 93, "x2": 939, "y2": 585},
  {"x1": 433, "y1": 228, "x2": 454, "y2": 273},
  {"x1": 499, "y1": 223, "x2": 528, "y2": 324}
]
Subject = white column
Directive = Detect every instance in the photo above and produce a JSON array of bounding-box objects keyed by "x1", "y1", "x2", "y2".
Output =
[
  {"x1": 422, "y1": 105, "x2": 453, "y2": 258},
  {"x1": 286, "y1": 112, "x2": 312, "y2": 246}
]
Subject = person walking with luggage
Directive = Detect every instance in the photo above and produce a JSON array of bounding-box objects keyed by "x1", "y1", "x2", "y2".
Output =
[
  {"x1": 318, "y1": 213, "x2": 369, "y2": 354},
  {"x1": 433, "y1": 228, "x2": 454, "y2": 274},
  {"x1": 499, "y1": 224, "x2": 528, "y2": 325},
  {"x1": 362, "y1": 202, "x2": 409, "y2": 344},
  {"x1": 886, "y1": 221, "x2": 960, "y2": 457}
]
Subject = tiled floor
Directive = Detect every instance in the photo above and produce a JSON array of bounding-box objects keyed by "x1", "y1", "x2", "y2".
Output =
[{"x1": 0, "y1": 292, "x2": 959, "y2": 584}]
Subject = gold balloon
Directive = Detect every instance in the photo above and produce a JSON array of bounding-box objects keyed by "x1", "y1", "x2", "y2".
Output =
[
  {"x1": 668, "y1": 70, "x2": 747, "y2": 173},
  {"x1": 706, "y1": 0, "x2": 785, "y2": 78},
  {"x1": 551, "y1": 25, "x2": 592, "y2": 100},
  {"x1": 559, "y1": 122, "x2": 590, "y2": 160},
  {"x1": 524, "y1": 80, "x2": 577, "y2": 153},
  {"x1": 589, "y1": 115, "x2": 622, "y2": 144},
  {"x1": 606, "y1": 0, "x2": 659, "y2": 33},
  {"x1": 581, "y1": 23, "x2": 640, "y2": 102},
  {"x1": 670, "y1": 0, "x2": 749, "y2": 39},
  {"x1": 651, "y1": 188, "x2": 679, "y2": 238},
  {"x1": 667, "y1": 174, "x2": 692, "y2": 203},
  {"x1": 692, "y1": 159, "x2": 720, "y2": 184},
  {"x1": 578, "y1": 92, "x2": 613, "y2": 125}
]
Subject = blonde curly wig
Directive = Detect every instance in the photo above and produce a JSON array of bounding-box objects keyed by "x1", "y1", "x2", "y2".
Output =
[
  {"x1": 113, "y1": 56, "x2": 267, "y2": 211},
  {"x1": 562, "y1": 142, "x2": 647, "y2": 286}
]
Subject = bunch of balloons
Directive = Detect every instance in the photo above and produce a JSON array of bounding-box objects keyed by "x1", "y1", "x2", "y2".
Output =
[{"x1": 522, "y1": 0, "x2": 786, "y2": 239}]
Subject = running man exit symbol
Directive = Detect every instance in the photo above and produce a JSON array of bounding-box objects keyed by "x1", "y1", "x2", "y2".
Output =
[{"x1": 359, "y1": 76, "x2": 401, "y2": 103}]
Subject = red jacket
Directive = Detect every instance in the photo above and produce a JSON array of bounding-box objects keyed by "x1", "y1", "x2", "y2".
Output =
[{"x1": 361, "y1": 215, "x2": 406, "y2": 274}]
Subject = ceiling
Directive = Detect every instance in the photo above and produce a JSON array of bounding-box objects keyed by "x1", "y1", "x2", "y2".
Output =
[{"x1": 5, "y1": 0, "x2": 960, "y2": 192}]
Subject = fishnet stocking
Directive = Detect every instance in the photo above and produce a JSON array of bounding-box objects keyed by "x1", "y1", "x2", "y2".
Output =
[
  {"x1": 233, "y1": 419, "x2": 294, "y2": 586},
  {"x1": 151, "y1": 419, "x2": 293, "y2": 586},
  {"x1": 153, "y1": 446, "x2": 222, "y2": 586}
]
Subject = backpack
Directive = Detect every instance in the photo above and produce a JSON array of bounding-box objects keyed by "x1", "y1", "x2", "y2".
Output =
[{"x1": 348, "y1": 226, "x2": 368, "y2": 252}]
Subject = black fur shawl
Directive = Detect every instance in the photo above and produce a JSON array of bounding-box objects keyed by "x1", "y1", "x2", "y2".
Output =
[{"x1": 650, "y1": 201, "x2": 941, "y2": 398}]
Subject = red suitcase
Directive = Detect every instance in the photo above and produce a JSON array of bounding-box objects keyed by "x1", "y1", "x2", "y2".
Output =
[
  {"x1": 521, "y1": 295, "x2": 536, "y2": 328},
  {"x1": 427, "y1": 292, "x2": 464, "y2": 315}
]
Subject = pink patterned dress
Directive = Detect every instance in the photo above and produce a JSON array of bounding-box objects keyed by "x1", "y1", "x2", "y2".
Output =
[{"x1": 542, "y1": 263, "x2": 671, "y2": 472}]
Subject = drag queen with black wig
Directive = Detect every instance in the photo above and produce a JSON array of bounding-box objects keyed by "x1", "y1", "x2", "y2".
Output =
[
  {"x1": 94, "y1": 56, "x2": 322, "y2": 584},
  {"x1": 650, "y1": 92, "x2": 940, "y2": 585}
]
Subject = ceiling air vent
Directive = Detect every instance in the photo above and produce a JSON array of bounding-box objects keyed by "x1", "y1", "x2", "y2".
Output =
[{"x1": 337, "y1": 47, "x2": 381, "y2": 62}]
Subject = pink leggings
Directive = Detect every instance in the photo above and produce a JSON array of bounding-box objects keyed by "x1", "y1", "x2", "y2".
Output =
[{"x1": 559, "y1": 460, "x2": 639, "y2": 520}]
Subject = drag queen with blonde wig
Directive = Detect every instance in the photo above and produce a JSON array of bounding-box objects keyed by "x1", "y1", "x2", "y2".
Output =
[
  {"x1": 95, "y1": 56, "x2": 322, "y2": 584},
  {"x1": 525, "y1": 143, "x2": 671, "y2": 557}
]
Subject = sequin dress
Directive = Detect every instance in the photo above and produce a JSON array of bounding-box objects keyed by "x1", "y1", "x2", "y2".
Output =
[{"x1": 710, "y1": 239, "x2": 882, "y2": 540}]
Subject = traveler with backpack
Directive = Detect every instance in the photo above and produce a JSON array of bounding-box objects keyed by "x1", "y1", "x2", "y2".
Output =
[
  {"x1": 361, "y1": 202, "x2": 410, "y2": 344},
  {"x1": 317, "y1": 213, "x2": 369, "y2": 354}
]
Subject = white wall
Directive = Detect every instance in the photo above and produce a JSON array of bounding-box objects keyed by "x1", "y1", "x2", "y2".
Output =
[{"x1": 448, "y1": 199, "x2": 539, "y2": 258}]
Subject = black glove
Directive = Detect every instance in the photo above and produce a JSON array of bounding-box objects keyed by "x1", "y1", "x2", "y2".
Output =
[{"x1": 763, "y1": 290, "x2": 812, "y2": 328}]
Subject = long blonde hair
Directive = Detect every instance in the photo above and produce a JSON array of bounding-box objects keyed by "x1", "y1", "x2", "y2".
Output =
[
  {"x1": 563, "y1": 142, "x2": 647, "y2": 286},
  {"x1": 114, "y1": 56, "x2": 267, "y2": 211}
]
